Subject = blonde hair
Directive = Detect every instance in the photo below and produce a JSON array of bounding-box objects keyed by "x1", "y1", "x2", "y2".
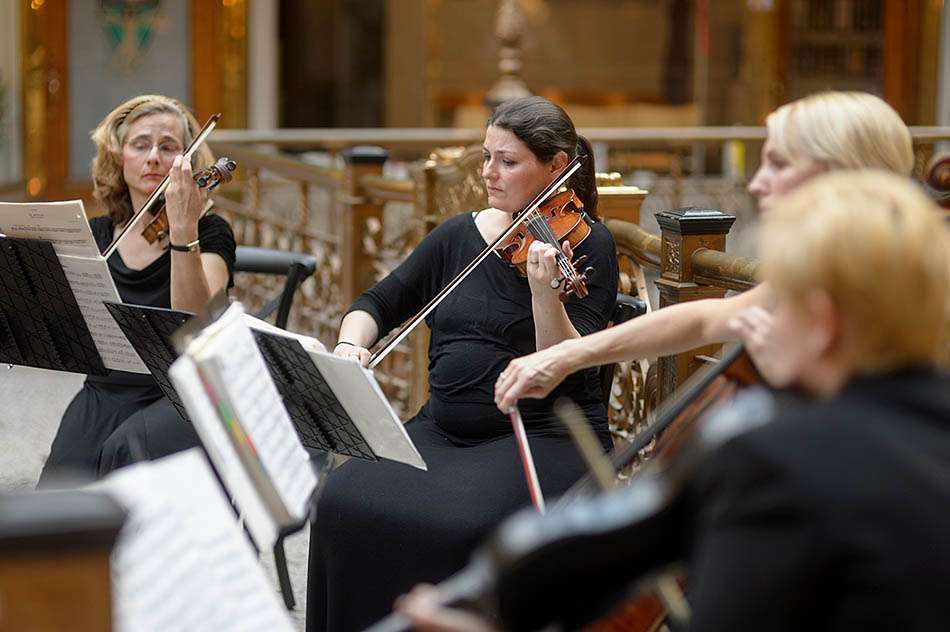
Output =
[
  {"x1": 767, "y1": 91, "x2": 914, "y2": 175},
  {"x1": 760, "y1": 171, "x2": 949, "y2": 373},
  {"x1": 91, "y1": 95, "x2": 214, "y2": 226}
]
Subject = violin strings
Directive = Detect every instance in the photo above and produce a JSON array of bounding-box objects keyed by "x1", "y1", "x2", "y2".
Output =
[{"x1": 526, "y1": 206, "x2": 578, "y2": 284}]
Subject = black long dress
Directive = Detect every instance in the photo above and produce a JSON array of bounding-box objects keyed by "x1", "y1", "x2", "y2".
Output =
[
  {"x1": 307, "y1": 211, "x2": 619, "y2": 631},
  {"x1": 37, "y1": 213, "x2": 235, "y2": 486}
]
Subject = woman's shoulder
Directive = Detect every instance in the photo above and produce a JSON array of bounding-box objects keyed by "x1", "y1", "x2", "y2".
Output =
[
  {"x1": 198, "y1": 211, "x2": 235, "y2": 241},
  {"x1": 588, "y1": 219, "x2": 616, "y2": 245}
]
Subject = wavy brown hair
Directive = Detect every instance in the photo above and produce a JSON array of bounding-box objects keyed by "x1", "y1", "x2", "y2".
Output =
[{"x1": 91, "y1": 95, "x2": 214, "y2": 226}]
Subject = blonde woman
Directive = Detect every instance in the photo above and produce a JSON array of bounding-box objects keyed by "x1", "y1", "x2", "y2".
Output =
[
  {"x1": 494, "y1": 91, "x2": 915, "y2": 411},
  {"x1": 399, "y1": 170, "x2": 950, "y2": 632},
  {"x1": 38, "y1": 95, "x2": 235, "y2": 486}
]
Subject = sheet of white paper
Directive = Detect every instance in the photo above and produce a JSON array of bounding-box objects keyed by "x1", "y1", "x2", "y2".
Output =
[
  {"x1": 94, "y1": 449, "x2": 295, "y2": 632},
  {"x1": 0, "y1": 200, "x2": 100, "y2": 258},
  {"x1": 198, "y1": 306, "x2": 317, "y2": 521},
  {"x1": 168, "y1": 356, "x2": 279, "y2": 551},
  {"x1": 309, "y1": 350, "x2": 426, "y2": 470},
  {"x1": 57, "y1": 254, "x2": 149, "y2": 374}
]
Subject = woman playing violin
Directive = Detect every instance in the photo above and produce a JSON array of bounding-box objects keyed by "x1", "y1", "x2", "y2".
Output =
[
  {"x1": 307, "y1": 96, "x2": 619, "y2": 632},
  {"x1": 494, "y1": 91, "x2": 915, "y2": 412},
  {"x1": 38, "y1": 94, "x2": 235, "y2": 486}
]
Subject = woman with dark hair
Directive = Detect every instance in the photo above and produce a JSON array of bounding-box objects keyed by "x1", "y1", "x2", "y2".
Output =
[
  {"x1": 307, "y1": 96, "x2": 619, "y2": 632},
  {"x1": 38, "y1": 95, "x2": 235, "y2": 486}
]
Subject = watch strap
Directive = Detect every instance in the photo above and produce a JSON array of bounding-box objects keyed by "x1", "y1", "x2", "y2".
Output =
[{"x1": 168, "y1": 238, "x2": 201, "y2": 252}]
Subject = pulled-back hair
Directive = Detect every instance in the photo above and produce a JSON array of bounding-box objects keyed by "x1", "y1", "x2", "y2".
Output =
[
  {"x1": 487, "y1": 96, "x2": 599, "y2": 220},
  {"x1": 767, "y1": 91, "x2": 913, "y2": 175},
  {"x1": 91, "y1": 94, "x2": 214, "y2": 226}
]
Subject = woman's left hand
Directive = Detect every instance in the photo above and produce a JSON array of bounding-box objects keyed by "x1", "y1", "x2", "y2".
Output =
[
  {"x1": 164, "y1": 155, "x2": 205, "y2": 244},
  {"x1": 727, "y1": 305, "x2": 787, "y2": 386},
  {"x1": 526, "y1": 239, "x2": 572, "y2": 296}
]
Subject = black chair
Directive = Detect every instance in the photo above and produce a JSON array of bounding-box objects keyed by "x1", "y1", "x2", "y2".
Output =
[
  {"x1": 234, "y1": 246, "x2": 317, "y2": 330},
  {"x1": 599, "y1": 293, "x2": 649, "y2": 405}
]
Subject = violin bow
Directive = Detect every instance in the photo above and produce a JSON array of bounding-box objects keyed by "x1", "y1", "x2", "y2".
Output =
[
  {"x1": 368, "y1": 156, "x2": 583, "y2": 369},
  {"x1": 102, "y1": 113, "x2": 221, "y2": 260},
  {"x1": 508, "y1": 406, "x2": 546, "y2": 513}
]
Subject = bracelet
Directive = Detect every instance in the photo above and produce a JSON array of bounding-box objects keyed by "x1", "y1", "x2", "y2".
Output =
[{"x1": 335, "y1": 341, "x2": 360, "y2": 348}]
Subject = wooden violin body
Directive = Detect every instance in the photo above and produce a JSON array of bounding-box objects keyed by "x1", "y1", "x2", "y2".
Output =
[
  {"x1": 926, "y1": 153, "x2": 950, "y2": 211},
  {"x1": 140, "y1": 156, "x2": 237, "y2": 245},
  {"x1": 495, "y1": 189, "x2": 594, "y2": 301}
]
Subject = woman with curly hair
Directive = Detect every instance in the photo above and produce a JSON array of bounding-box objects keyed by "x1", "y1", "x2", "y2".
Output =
[{"x1": 38, "y1": 94, "x2": 235, "y2": 486}]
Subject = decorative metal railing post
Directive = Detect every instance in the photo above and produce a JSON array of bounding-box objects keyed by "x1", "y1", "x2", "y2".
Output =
[
  {"x1": 655, "y1": 207, "x2": 737, "y2": 401},
  {"x1": 340, "y1": 146, "x2": 388, "y2": 307},
  {"x1": 485, "y1": 0, "x2": 531, "y2": 107}
]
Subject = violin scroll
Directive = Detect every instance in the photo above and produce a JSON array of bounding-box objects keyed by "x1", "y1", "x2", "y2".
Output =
[
  {"x1": 139, "y1": 156, "x2": 238, "y2": 245},
  {"x1": 195, "y1": 157, "x2": 238, "y2": 190}
]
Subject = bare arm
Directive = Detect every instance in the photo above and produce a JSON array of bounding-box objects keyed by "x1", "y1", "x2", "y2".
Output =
[
  {"x1": 333, "y1": 309, "x2": 379, "y2": 366},
  {"x1": 495, "y1": 283, "x2": 770, "y2": 411},
  {"x1": 164, "y1": 155, "x2": 230, "y2": 312},
  {"x1": 527, "y1": 240, "x2": 581, "y2": 350}
]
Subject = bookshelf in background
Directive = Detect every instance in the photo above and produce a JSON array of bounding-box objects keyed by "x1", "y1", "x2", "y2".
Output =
[{"x1": 786, "y1": 0, "x2": 884, "y2": 98}]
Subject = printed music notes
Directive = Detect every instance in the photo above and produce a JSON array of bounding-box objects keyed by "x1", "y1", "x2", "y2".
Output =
[{"x1": 95, "y1": 449, "x2": 295, "y2": 632}]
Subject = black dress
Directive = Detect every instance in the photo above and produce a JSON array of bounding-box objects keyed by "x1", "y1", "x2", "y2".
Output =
[
  {"x1": 307, "y1": 211, "x2": 619, "y2": 631},
  {"x1": 37, "y1": 213, "x2": 235, "y2": 486},
  {"x1": 686, "y1": 369, "x2": 950, "y2": 631}
]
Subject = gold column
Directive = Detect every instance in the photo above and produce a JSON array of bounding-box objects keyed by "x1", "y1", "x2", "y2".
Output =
[{"x1": 192, "y1": 0, "x2": 247, "y2": 127}]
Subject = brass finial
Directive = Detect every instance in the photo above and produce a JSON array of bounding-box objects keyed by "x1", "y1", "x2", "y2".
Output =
[{"x1": 485, "y1": 0, "x2": 531, "y2": 108}]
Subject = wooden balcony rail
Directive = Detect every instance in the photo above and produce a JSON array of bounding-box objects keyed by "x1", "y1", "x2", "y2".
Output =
[
  {"x1": 691, "y1": 248, "x2": 759, "y2": 293},
  {"x1": 211, "y1": 126, "x2": 950, "y2": 150}
]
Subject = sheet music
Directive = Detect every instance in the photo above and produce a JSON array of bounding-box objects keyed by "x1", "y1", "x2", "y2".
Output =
[
  {"x1": 59, "y1": 254, "x2": 149, "y2": 374},
  {"x1": 94, "y1": 449, "x2": 295, "y2": 632},
  {"x1": 309, "y1": 350, "x2": 427, "y2": 470},
  {"x1": 196, "y1": 306, "x2": 317, "y2": 521},
  {"x1": 0, "y1": 200, "x2": 100, "y2": 258},
  {"x1": 0, "y1": 200, "x2": 149, "y2": 373},
  {"x1": 168, "y1": 356, "x2": 280, "y2": 551}
]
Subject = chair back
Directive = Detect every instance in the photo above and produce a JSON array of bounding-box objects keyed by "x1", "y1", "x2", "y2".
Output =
[{"x1": 233, "y1": 246, "x2": 317, "y2": 330}]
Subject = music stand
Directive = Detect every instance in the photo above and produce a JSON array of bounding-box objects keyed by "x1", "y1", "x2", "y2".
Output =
[
  {"x1": 104, "y1": 302, "x2": 192, "y2": 421},
  {"x1": 0, "y1": 236, "x2": 106, "y2": 375},
  {"x1": 106, "y1": 302, "x2": 378, "y2": 461},
  {"x1": 252, "y1": 331, "x2": 377, "y2": 461}
]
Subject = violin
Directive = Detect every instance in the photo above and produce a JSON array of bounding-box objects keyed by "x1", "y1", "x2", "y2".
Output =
[
  {"x1": 139, "y1": 156, "x2": 237, "y2": 245},
  {"x1": 925, "y1": 153, "x2": 950, "y2": 211},
  {"x1": 495, "y1": 188, "x2": 595, "y2": 301}
]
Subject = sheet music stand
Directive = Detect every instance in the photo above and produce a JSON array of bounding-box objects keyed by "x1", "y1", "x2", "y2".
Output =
[
  {"x1": 252, "y1": 331, "x2": 378, "y2": 461},
  {"x1": 107, "y1": 302, "x2": 382, "y2": 610},
  {"x1": 106, "y1": 302, "x2": 378, "y2": 460},
  {"x1": 104, "y1": 302, "x2": 192, "y2": 420},
  {"x1": 0, "y1": 236, "x2": 106, "y2": 375}
]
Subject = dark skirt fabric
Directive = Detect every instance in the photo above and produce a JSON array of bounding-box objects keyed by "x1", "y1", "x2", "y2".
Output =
[
  {"x1": 307, "y1": 404, "x2": 606, "y2": 632},
  {"x1": 96, "y1": 397, "x2": 202, "y2": 476},
  {"x1": 38, "y1": 379, "x2": 201, "y2": 487}
]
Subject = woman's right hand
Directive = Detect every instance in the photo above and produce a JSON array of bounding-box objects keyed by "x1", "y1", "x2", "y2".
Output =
[{"x1": 334, "y1": 342, "x2": 372, "y2": 368}]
